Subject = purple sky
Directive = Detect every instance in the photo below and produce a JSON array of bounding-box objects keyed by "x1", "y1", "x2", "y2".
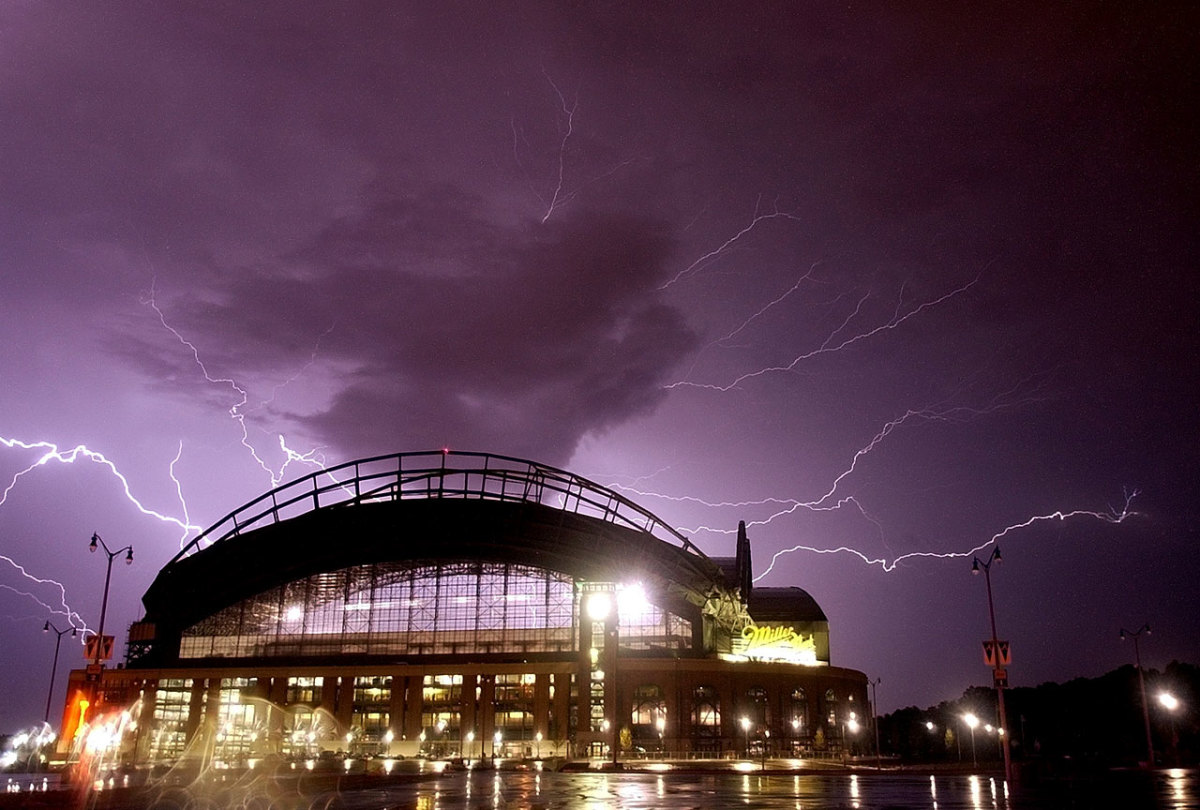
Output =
[{"x1": 2, "y1": 3, "x2": 1196, "y2": 730}]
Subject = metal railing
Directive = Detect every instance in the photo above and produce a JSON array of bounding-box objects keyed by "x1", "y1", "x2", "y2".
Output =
[{"x1": 169, "y1": 450, "x2": 710, "y2": 566}]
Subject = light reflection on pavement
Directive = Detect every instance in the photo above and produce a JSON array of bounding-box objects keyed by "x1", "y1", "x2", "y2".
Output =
[{"x1": 315, "y1": 769, "x2": 1197, "y2": 810}]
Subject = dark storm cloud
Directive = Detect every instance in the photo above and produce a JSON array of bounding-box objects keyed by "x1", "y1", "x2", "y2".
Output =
[
  {"x1": 294, "y1": 205, "x2": 697, "y2": 463},
  {"x1": 113, "y1": 184, "x2": 696, "y2": 464}
]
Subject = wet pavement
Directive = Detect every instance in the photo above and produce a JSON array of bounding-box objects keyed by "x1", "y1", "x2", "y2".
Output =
[{"x1": 4, "y1": 766, "x2": 1196, "y2": 809}]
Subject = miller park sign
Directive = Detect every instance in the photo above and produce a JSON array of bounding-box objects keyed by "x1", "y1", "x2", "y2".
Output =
[{"x1": 728, "y1": 623, "x2": 820, "y2": 666}]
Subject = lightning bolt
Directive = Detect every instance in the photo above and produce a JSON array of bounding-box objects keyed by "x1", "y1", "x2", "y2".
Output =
[
  {"x1": 754, "y1": 490, "x2": 1139, "y2": 579},
  {"x1": 614, "y1": 389, "x2": 1043, "y2": 534},
  {"x1": 666, "y1": 274, "x2": 981, "y2": 392},
  {"x1": 714, "y1": 259, "x2": 829, "y2": 346},
  {"x1": 659, "y1": 197, "x2": 805, "y2": 290},
  {"x1": 540, "y1": 72, "x2": 578, "y2": 224},
  {"x1": 604, "y1": 378, "x2": 1117, "y2": 581},
  {"x1": 1, "y1": 557, "x2": 89, "y2": 633},
  {"x1": 144, "y1": 283, "x2": 331, "y2": 490},
  {"x1": 1, "y1": 436, "x2": 201, "y2": 535},
  {"x1": 511, "y1": 72, "x2": 639, "y2": 225}
]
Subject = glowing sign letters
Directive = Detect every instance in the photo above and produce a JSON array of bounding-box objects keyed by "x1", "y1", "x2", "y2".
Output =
[{"x1": 733, "y1": 624, "x2": 819, "y2": 665}]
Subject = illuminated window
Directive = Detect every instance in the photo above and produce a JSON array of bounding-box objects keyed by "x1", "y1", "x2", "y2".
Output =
[
  {"x1": 789, "y1": 687, "x2": 808, "y2": 735},
  {"x1": 286, "y1": 676, "x2": 322, "y2": 705},
  {"x1": 745, "y1": 686, "x2": 768, "y2": 726},
  {"x1": 351, "y1": 675, "x2": 391, "y2": 749},
  {"x1": 148, "y1": 679, "x2": 193, "y2": 760},
  {"x1": 692, "y1": 686, "x2": 721, "y2": 731},
  {"x1": 182, "y1": 562, "x2": 576, "y2": 658}
]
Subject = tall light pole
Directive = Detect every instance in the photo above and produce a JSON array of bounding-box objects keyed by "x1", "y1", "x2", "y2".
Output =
[
  {"x1": 88, "y1": 532, "x2": 133, "y2": 669},
  {"x1": 43, "y1": 621, "x2": 77, "y2": 723},
  {"x1": 972, "y1": 547, "x2": 1013, "y2": 784},
  {"x1": 1158, "y1": 692, "x2": 1180, "y2": 766},
  {"x1": 1120, "y1": 624, "x2": 1154, "y2": 767},
  {"x1": 963, "y1": 713, "x2": 979, "y2": 767},
  {"x1": 869, "y1": 677, "x2": 882, "y2": 770}
]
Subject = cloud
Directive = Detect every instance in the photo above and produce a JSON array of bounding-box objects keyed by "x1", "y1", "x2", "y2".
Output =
[{"x1": 115, "y1": 185, "x2": 696, "y2": 466}]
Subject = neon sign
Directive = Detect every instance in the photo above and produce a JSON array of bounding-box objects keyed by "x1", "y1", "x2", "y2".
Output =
[{"x1": 730, "y1": 624, "x2": 820, "y2": 665}]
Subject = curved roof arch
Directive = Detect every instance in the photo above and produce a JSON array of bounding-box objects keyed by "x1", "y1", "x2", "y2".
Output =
[{"x1": 143, "y1": 450, "x2": 747, "y2": 638}]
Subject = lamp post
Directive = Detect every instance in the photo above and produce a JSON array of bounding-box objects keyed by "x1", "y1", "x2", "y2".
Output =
[
  {"x1": 963, "y1": 713, "x2": 979, "y2": 768},
  {"x1": 845, "y1": 714, "x2": 859, "y2": 760},
  {"x1": 88, "y1": 532, "x2": 133, "y2": 669},
  {"x1": 1120, "y1": 624, "x2": 1154, "y2": 767},
  {"x1": 740, "y1": 716, "x2": 751, "y2": 759},
  {"x1": 869, "y1": 677, "x2": 882, "y2": 770},
  {"x1": 971, "y1": 547, "x2": 1013, "y2": 784},
  {"x1": 1158, "y1": 692, "x2": 1180, "y2": 766},
  {"x1": 43, "y1": 621, "x2": 77, "y2": 723}
]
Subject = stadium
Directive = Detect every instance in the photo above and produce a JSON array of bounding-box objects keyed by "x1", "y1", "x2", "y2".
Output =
[{"x1": 62, "y1": 451, "x2": 868, "y2": 765}]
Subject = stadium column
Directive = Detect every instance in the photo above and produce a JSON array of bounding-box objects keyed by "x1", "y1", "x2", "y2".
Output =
[
  {"x1": 388, "y1": 672, "x2": 405, "y2": 752},
  {"x1": 534, "y1": 673, "x2": 551, "y2": 747}
]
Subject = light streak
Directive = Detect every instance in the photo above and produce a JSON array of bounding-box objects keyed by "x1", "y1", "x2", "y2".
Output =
[
  {"x1": 666, "y1": 274, "x2": 981, "y2": 392},
  {"x1": 715, "y1": 259, "x2": 828, "y2": 346},
  {"x1": 540, "y1": 71, "x2": 577, "y2": 224},
  {"x1": 754, "y1": 489, "x2": 1139, "y2": 578},
  {"x1": 1, "y1": 435, "x2": 200, "y2": 536},
  {"x1": 608, "y1": 382, "x2": 1127, "y2": 581},
  {"x1": 0, "y1": 558, "x2": 89, "y2": 633},
  {"x1": 659, "y1": 197, "x2": 804, "y2": 290},
  {"x1": 144, "y1": 284, "x2": 278, "y2": 484},
  {"x1": 616, "y1": 391, "x2": 1044, "y2": 534},
  {"x1": 144, "y1": 283, "x2": 331, "y2": 490},
  {"x1": 512, "y1": 73, "x2": 639, "y2": 224}
]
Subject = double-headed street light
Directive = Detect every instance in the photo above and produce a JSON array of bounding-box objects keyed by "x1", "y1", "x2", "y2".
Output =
[
  {"x1": 1120, "y1": 623, "x2": 1154, "y2": 766},
  {"x1": 89, "y1": 533, "x2": 133, "y2": 669},
  {"x1": 972, "y1": 547, "x2": 1013, "y2": 784},
  {"x1": 43, "y1": 620, "x2": 77, "y2": 723}
]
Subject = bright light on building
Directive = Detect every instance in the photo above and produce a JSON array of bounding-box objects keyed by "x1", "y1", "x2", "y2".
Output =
[
  {"x1": 586, "y1": 592, "x2": 612, "y2": 621},
  {"x1": 617, "y1": 583, "x2": 651, "y2": 617}
]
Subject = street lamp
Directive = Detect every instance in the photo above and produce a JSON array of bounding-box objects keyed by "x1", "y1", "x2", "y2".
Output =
[
  {"x1": 88, "y1": 532, "x2": 133, "y2": 669},
  {"x1": 534, "y1": 730, "x2": 541, "y2": 759},
  {"x1": 740, "y1": 716, "x2": 751, "y2": 759},
  {"x1": 493, "y1": 729, "x2": 502, "y2": 762},
  {"x1": 1159, "y1": 692, "x2": 1181, "y2": 765},
  {"x1": 1120, "y1": 623, "x2": 1154, "y2": 766},
  {"x1": 43, "y1": 621, "x2": 77, "y2": 723},
  {"x1": 869, "y1": 677, "x2": 882, "y2": 770},
  {"x1": 466, "y1": 730, "x2": 474, "y2": 764},
  {"x1": 971, "y1": 547, "x2": 1013, "y2": 784},
  {"x1": 963, "y1": 713, "x2": 979, "y2": 768}
]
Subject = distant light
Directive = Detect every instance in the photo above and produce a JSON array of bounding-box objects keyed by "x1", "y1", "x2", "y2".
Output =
[
  {"x1": 617, "y1": 583, "x2": 651, "y2": 617},
  {"x1": 586, "y1": 592, "x2": 612, "y2": 621},
  {"x1": 1159, "y1": 692, "x2": 1180, "y2": 711},
  {"x1": 284, "y1": 605, "x2": 303, "y2": 623}
]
